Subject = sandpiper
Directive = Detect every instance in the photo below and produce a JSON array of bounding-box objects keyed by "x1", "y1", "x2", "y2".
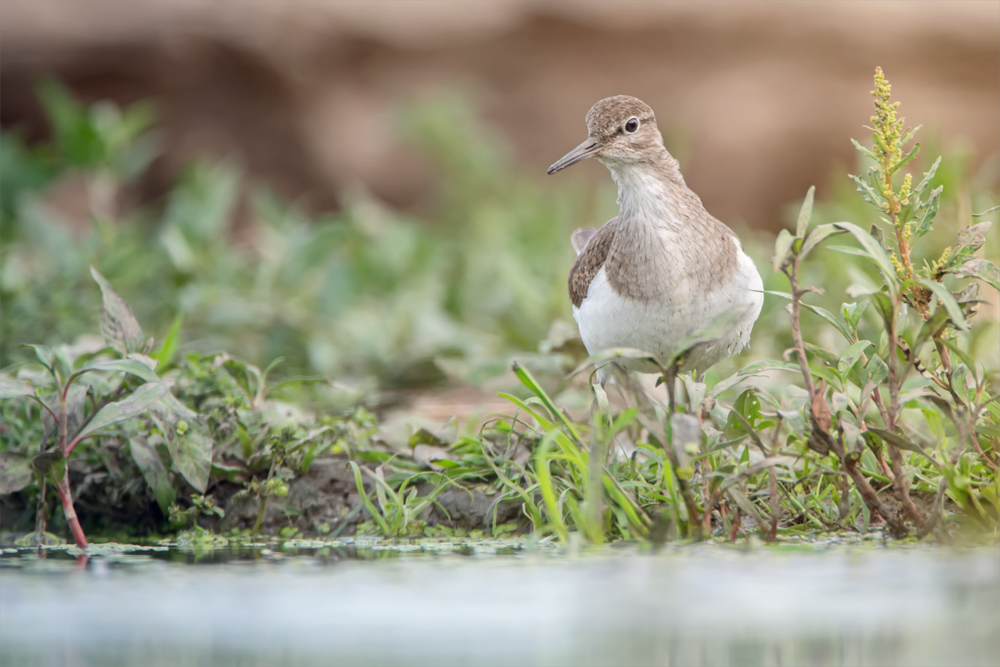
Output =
[{"x1": 548, "y1": 95, "x2": 763, "y2": 378}]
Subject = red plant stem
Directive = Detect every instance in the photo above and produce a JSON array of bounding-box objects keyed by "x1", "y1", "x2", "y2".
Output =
[
  {"x1": 872, "y1": 389, "x2": 891, "y2": 430},
  {"x1": 838, "y1": 451, "x2": 906, "y2": 535},
  {"x1": 885, "y1": 323, "x2": 924, "y2": 527},
  {"x1": 36, "y1": 400, "x2": 59, "y2": 424},
  {"x1": 678, "y1": 477, "x2": 703, "y2": 541},
  {"x1": 879, "y1": 454, "x2": 896, "y2": 483},
  {"x1": 57, "y1": 391, "x2": 68, "y2": 454},
  {"x1": 729, "y1": 508, "x2": 741, "y2": 541},
  {"x1": 768, "y1": 467, "x2": 779, "y2": 540},
  {"x1": 65, "y1": 435, "x2": 85, "y2": 457},
  {"x1": 786, "y1": 264, "x2": 816, "y2": 399},
  {"x1": 888, "y1": 193, "x2": 929, "y2": 317},
  {"x1": 972, "y1": 435, "x2": 998, "y2": 470},
  {"x1": 836, "y1": 470, "x2": 850, "y2": 523},
  {"x1": 55, "y1": 467, "x2": 88, "y2": 550},
  {"x1": 35, "y1": 477, "x2": 48, "y2": 544}
]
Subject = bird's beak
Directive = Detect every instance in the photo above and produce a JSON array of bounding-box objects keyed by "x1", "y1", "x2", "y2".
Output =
[{"x1": 547, "y1": 138, "x2": 601, "y2": 174}]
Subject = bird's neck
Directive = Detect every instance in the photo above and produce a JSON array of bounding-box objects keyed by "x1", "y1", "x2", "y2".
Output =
[{"x1": 608, "y1": 151, "x2": 696, "y2": 235}]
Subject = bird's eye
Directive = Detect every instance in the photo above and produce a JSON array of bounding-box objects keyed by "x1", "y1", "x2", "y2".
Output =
[{"x1": 624, "y1": 117, "x2": 639, "y2": 133}]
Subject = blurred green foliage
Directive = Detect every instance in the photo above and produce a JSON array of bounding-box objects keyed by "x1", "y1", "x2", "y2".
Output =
[
  {"x1": 1, "y1": 78, "x2": 998, "y2": 545},
  {"x1": 1, "y1": 83, "x2": 599, "y2": 387}
]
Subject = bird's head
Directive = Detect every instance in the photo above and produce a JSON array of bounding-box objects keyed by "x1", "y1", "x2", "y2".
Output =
[{"x1": 547, "y1": 96, "x2": 664, "y2": 175}]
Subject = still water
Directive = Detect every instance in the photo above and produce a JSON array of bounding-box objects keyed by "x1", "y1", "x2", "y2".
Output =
[{"x1": 1, "y1": 538, "x2": 998, "y2": 666}]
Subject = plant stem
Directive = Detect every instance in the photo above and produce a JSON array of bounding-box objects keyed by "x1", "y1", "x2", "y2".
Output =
[
  {"x1": 786, "y1": 261, "x2": 816, "y2": 398},
  {"x1": 768, "y1": 467, "x2": 779, "y2": 540},
  {"x1": 885, "y1": 307, "x2": 925, "y2": 527},
  {"x1": 677, "y1": 476, "x2": 702, "y2": 540},
  {"x1": 57, "y1": 391, "x2": 68, "y2": 454},
  {"x1": 767, "y1": 418, "x2": 783, "y2": 539},
  {"x1": 252, "y1": 455, "x2": 279, "y2": 535},
  {"x1": 65, "y1": 381, "x2": 128, "y2": 456},
  {"x1": 916, "y1": 479, "x2": 949, "y2": 541},
  {"x1": 832, "y1": 434, "x2": 906, "y2": 536},
  {"x1": 969, "y1": 431, "x2": 998, "y2": 472},
  {"x1": 836, "y1": 471, "x2": 850, "y2": 523},
  {"x1": 729, "y1": 508, "x2": 741, "y2": 541},
  {"x1": 872, "y1": 388, "x2": 891, "y2": 430},
  {"x1": 34, "y1": 477, "x2": 48, "y2": 544},
  {"x1": 55, "y1": 467, "x2": 88, "y2": 550}
]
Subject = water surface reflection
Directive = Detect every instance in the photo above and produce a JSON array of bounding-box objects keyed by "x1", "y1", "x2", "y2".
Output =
[{"x1": 1, "y1": 541, "x2": 997, "y2": 666}]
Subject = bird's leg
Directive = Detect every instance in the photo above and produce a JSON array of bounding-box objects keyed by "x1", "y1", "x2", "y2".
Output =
[{"x1": 661, "y1": 369, "x2": 677, "y2": 413}]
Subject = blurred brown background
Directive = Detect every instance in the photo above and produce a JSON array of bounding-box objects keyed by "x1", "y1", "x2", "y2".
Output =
[{"x1": 2, "y1": 0, "x2": 998, "y2": 230}]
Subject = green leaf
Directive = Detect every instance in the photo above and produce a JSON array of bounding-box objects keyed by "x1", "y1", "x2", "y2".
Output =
[
  {"x1": 832, "y1": 222, "x2": 898, "y2": 286},
  {"x1": 51, "y1": 348, "x2": 74, "y2": 385},
  {"x1": 956, "y1": 221, "x2": 991, "y2": 254},
  {"x1": 727, "y1": 487, "x2": 769, "y2": 529},
  {"x1": 152, "y1": 314, "x2": 184, "y2": 367},
  {"x1": 939, "y1": 338, "x2": 976, "y2": 375},
  {"x1": 939, "y1": 222, "x2": 991, "y2": 275},
  {"x1": 795, "y1": 186, "x2": 816, "y2": 238},
  {"x1": 867, "y1": 428, "x2": 926, "y2": 454},
  {"x1": 0, "y1": 379, "x2": 36, "y2": 399},
  {"x1": 913, "y1": 156, "x2": 941, "y2": 196},
  {"x1": 863, "y1": 353, "x2": 888, "y2": 386},
  {"x1": 849, "y1": 174, "x2": 887, "y2": 209},
  {"x1": 838, "y1": 341, "x2": 874, "y2": 377},
  {"x1": 22, "y1": 344, "x2": 56, "y2": 379},
  {"x1": 90, "y1": 266, "x2": 146, "y2": 355},
  {"x1": 32, "y1": 449, "x2": 66, "y2": 482},
  {"x1": 803, "y1": 343, "x2": 839, "y2": 366},
  {"x1": 0, "y1": 452, "x2": 34, "y2": 494},
  {"x1": 533, "y1": 432, "x2": 569, "y2": 543},
  {"x1": 128, "y1": 435, "x2": 175, "y2": 513},
  {"x1": 850, "y1": 139, "x2": 878, "y2": 163},
  {"x1": 167, "y1": 428, "x2": 212, "y2": 494},
  {"x1": 911, "y1": 186, "x2": 941, "y2": 241},
  {"x1": 72, "y1": 358, "x2": 159, "y2": 384},
  {"x1": 891, "y1": 142, "x2": 920, "y2": 174},
  {"x1": 870, "y1": 223, "x2": 886, "y2": 248},
  {"x1": 953, "y1": 259, "x2": 1000, "y2": 292},
  {"x1": 724, "y1": 389, "x2": 762, "y2": 440},
  {"x1": 513, "y1": 362, "x2": 583, "y2": 444},
  {"x1": 38, "y1": 78, "x2": 104, "y2": 167},
  {"x1": 69, "y1": 381, "x2": 170, "y2": 448},
  {"x1": 951, "y1": 364, "x2": 971, "y2": 404},
  {"x1": 772, "y1": 229, "x2": 795, "y2": 273},
  {"x1": 148, "y1": 393, "x2": 213, "y2": 493},
  {"x1": 162, "y1": 161, "x2": 241, "y2": 243},
  {"x1": 869, "y1": 292, "x2": 896, "y2": 330},
  {"x1": 348, "y1": 462, "x2": 390, "y2": 535},
  {"x1": 914, "y1": 279, "x2": 969, "y2": 331},
  {"x1": 799, "y1": 223, "x2": 847, "y2": 261},
  {"x1": 899, "y1": 125, "x2": 923, "y2": 149},
  {"x1": 843, "y1": 299, "x2": 870, "y2": 333},
  {"x1": 62, "y1": 385, "x2": 90, "y2": 445},
  {"x1": 912, "y1": 306, "x2": 951, "y2": 355},
  {"x1": 223, "y1": 359, "x2": 262, "y2": 406},
  {"x1": 766, "y1": 292, "x2": 854, "y2": 343}
]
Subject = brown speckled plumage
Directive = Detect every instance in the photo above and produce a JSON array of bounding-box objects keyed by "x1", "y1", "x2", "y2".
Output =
[
  {"x1": 549, "y1": 95, "x2": 763, "y2": 377},
  {"x1": 569, "y1": 218, "x2": 617, "y2": 307}
]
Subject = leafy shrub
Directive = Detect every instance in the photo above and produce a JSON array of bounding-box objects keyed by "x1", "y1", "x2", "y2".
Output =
[{"x1": 1, "y1": 70, "x2": 997, "y2": 546}]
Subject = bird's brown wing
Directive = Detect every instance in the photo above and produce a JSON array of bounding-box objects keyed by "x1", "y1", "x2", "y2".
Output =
[{"x1": 568, "y1": 217, "x2": 618, "y2": 308}]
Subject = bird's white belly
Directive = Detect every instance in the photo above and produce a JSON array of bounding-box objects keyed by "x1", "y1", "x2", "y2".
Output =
[{"x1": 573, "y1": 254, "x2": 763, "y2": 374}]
